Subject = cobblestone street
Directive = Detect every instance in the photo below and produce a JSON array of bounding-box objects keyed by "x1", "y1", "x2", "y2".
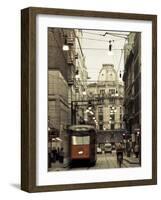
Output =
[{"x1": 49, "y1": 151, "x2": 140, "y2": 172}]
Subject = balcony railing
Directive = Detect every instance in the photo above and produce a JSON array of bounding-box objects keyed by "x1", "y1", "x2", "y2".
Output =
[
  {"x1": 67, "y1": 37, "x2": 74, "y2": 45},
  {"x1": 67, "y1": 54, "x2": 74, "y2": 65}
]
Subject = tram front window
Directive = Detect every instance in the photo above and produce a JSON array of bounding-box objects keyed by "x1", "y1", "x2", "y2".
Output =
[{"x1": 72, "y1": 136, "x2": 90, "y2": 145}]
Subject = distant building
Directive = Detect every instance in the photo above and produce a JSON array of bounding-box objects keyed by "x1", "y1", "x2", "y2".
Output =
[
  {"x1": 123, "y1": 32, "x2": 141, "y2": 144},
  {"x1": 87, "y1": 64, "x2": 124, "y2": 144}
]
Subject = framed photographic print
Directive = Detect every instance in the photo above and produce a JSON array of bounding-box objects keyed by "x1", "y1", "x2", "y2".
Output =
[{"x1": 21, "y1": 7, "x2": 157, "y2": 192}]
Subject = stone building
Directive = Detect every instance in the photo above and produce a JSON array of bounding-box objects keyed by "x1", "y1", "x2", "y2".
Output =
[
  {"x1": 48, "y1": 28, "x2": 87, "y2": 166},
  {"x1": 69, "y1": 30, "x2": 88, "y2": 125},
  {"x1": 87, "y1": 64, "x2": 124, "y2": 144},
  {"x1": 123, "y1": 32, "x2": 141, "y2": 145}
]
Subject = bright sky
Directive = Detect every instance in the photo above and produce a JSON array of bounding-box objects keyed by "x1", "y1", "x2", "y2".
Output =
[{"x1": 80, "y1": 30, "x2": 129, "y2": 81}]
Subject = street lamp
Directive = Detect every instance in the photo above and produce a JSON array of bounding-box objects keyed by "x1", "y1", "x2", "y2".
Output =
[
  {"x1": 88, "y1": 106, "x2": 92, "y2": 110},
  {"x1": 107, "y1": 40, "x2": 114, "y2": 56},
  {"x1": 85, "y1": 109, "x2": 89, "y2": 113},
  {"x1": 75, "y1": 70, "x2": 80, "y2": 79},
  {"x1": 82, "y1": 90, "x2": 87, "y2": 96},
  {"x1": 115, "y1": 90, "x2": 119, "y2": 97},
  {"x1": 89, "y1": 111, "x2": 94, "y2": 115},
  {"x1": 62, "y1": 36, "x2": 69, "y2": 51},
  {"x1": 119, "y1": 70, "x2": 122, "y2": 78}
]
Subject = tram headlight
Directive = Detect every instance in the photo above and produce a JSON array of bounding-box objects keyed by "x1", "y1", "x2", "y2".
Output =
[{"x1": 78, "y1": 151, "x2": 83, "y2": 155}]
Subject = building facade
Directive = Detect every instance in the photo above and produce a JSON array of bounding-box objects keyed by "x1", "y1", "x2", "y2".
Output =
[
  {"x1": 123, "y1": 32, "x2": 141, "y2": 145},
  {"x1": 69, "y1": 30, "x2": 88, "y2": 125},
  {"x1": 48, "y1": 28, "x2": 87, "y2": 165},
  {"x1": 87, "y1": 64, "x2": 124, "y2": 144}
]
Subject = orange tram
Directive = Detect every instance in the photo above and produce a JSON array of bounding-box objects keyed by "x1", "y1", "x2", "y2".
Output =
[{"x1": 68, "y1": 125, "x2": 97, "y2": 167}]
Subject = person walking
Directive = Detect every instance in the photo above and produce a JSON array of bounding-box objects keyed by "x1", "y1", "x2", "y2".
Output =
[
  {"x1": 134, "y1": 144, "x2": 139, "y2": 158},
  {"x1": 56, "y1": 147, "x2": 60, "y2": 161},
  {"x1": 52, "y1": 147, "x2": 57, "y2": 163},
  {"x1": 116, "y1": 143, "x2": 124, "y2": 168},
  {"x1": 59, "y1": 147, "x2": 64, "y2": 164},
  {"x1": 126, "y1": 141, "x2": 131, "y2": 157}
]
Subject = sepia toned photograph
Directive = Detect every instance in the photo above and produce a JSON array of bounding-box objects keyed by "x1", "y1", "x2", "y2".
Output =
[
  {"x1": 21, "y1": 7, "x2": 157, "y2": 192},
  {"x1": 47, "y1": 28, "x2": 141, "y2": 171}
]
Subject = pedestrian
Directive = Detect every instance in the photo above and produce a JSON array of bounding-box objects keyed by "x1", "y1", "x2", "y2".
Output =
[
  {"x1": 116, "y1": 143, "x2": 124, "y2": 167},
  {"x1": 59, "y1": 147, "x2": 64, "y2": 163},
  {"x1": 134, "y1": 144, "x2": 139, "y2": 158},
  {"x1": 56, "y1": 147, "x2": 60, "y2": 161},
  {"x1": 52, "y1": 147, "x2": 57, "y2": 163},
  {"x1": 126, "y1": 141, "x2": 131, "y2": 157},
  {"x1": 48, "y1": 152, "x2": 52, "y2": 168}
]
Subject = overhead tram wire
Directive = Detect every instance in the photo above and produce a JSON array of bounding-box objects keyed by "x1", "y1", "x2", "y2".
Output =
[
  {"x1": 102, "y1": 32, "x2": 128, "y2": 39},
  {"x1": 116, "y1": 48, "x2": 124, "y2": 74},
  {"x1": 48, "y1": 45, "x2": 124, "y2": 51},
  {"x1": 79, "y1": 36, "x2": 124, "y2": 42},
  {"x1": 83, "y1": 31, "x2": 129, "y2": 38},
  {"x1": 49, "y1": 29, "x2": 129, "y2": 53},
  {"x1": 71, "y1": 79, "x2": 132, "y2": 83},
  {"x1": 116, "y1": 39, "x2": 127, "y2": 75},
  {"x1": 49, "y1": 29, "x2": 128, "y2": 42},
  {"x1": 81, "y1": 31, "x2": 128, "y2": 80},
  {"x1": 49, "y1": 29, "x2": 126, "y2": 75}
]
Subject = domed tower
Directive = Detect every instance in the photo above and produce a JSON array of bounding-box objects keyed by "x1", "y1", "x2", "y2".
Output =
[
  {"x1": 92, "y1": 63, "x2": 124, "y2": 134},
  {"x1": 98, "y1": 64, "x2": 117, "y2": 82}
]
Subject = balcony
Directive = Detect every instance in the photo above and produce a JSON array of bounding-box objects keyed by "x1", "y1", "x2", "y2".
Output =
[
  {"x1": 67, "y1": 37, "x2": 74, "y2": 45},
  {"x1": 75, "y1": 53, "x2": 78, "y2": 59},
  {"x1": 75, "y1": 87, "x2": 79, "y2": 93},
  {"x1": 67, "y1": 54, "x2": 74, "y2": 65},
  {"x1": 67, "y1": 79, "x2": 75, "y2": 86}
]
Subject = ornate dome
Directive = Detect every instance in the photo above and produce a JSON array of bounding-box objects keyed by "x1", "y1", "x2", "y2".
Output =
[{"x1": 98, "y1": 64, "x2": 117, "y2": 82}]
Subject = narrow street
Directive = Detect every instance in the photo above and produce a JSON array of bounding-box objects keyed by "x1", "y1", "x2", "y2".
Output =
[
  {"x1": 48, "y1": 29, "x2": 142, "y2": 172},
  {"x1": 49, "y1": 152, "x2": 140, "y2": 172},
  {"x1": 92, "y1": 152, "x2": 139, "y2": 169}
]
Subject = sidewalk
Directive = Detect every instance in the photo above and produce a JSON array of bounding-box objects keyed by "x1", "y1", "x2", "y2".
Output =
[
  {"x1": 123, "y1": 154, "x2": 140, "y2": 164},
  {"x1": 49, "y1": 162, "x2": 68, "y2": 171}
]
